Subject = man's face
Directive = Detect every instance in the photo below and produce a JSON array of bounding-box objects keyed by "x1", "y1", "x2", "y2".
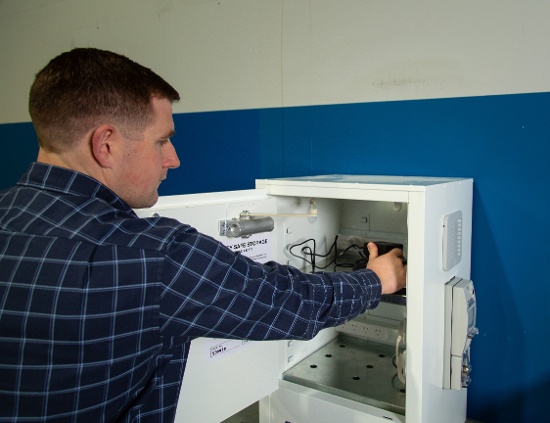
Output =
[{"x1": 112, "y1": 97, "x2": 180, "y2": 209}]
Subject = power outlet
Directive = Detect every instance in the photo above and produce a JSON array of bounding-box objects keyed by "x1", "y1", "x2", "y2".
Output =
[{"x1": 337, "y1": 318, "x2": 400, "y2": 345}]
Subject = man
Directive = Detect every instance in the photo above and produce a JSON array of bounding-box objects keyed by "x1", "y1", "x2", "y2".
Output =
[{"x1": 0, "y1": 48, "x2": 406, "y2": 422}]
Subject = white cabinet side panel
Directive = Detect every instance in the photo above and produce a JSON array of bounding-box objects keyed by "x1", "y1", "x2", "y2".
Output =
[{"x1": 406, "y1": 181, "x2": 472, "y2": 423}]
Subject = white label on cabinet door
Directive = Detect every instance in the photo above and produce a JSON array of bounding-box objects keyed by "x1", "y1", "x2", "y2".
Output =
[
  {"x1": 225, "y1": 232, "x2": 273, "y2": 264},
  {"x1": 209, "y1": 339, "x2": 250, "y2": 359}
]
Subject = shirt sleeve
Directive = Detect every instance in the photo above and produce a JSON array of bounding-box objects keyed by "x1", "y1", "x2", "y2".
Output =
[{"x1": 159, "y1": 224, "x2": 381, "y2": 341}]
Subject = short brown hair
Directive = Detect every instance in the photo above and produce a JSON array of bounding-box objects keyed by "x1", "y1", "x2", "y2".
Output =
[{"x1": 29, "y1": 48, "x2": 180, "y2": 152}]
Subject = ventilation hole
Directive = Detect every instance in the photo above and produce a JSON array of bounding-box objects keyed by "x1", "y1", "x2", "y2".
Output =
[
  {"x1": 352, "y1": 376, "x2": 360, "y2": 380},
  {"x1": 366, "y1": 364, "x2": 374, "y2": 368},
  {"x1": 310, "y1": 364, "x2": 318, "y2": 368},
  {"x1": 325, "y1": 354, "x2": 333, "y2": 358}
]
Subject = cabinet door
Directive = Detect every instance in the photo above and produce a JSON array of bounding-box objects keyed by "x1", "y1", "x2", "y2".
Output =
[{"x1": 134, "y1": 189, "x2": 279, "y2": 423}]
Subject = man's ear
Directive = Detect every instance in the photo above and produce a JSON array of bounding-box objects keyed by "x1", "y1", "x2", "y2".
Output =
[{"x1": 91, "y1": 125, "x2": 116, "y2": 167}]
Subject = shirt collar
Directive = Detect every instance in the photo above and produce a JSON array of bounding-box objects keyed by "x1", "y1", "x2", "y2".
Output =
[{"x1": 17, "y1": 162, "x2": 135, "y2": 214}]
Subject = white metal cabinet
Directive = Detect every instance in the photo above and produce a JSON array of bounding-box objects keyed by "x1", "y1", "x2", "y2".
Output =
[{"x1": 136, "y1": 175, "x2": 474, "y2": 423}]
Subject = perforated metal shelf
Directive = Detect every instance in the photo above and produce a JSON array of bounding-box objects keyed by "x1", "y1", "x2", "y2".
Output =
[{"x1": 283, "y1": 334, "x2": 406, "y2": 415}]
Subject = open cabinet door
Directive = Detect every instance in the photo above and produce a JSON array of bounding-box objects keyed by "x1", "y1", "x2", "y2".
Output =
[{"x1": 134, "y1": 189, "x2": 279, "y2": 423}]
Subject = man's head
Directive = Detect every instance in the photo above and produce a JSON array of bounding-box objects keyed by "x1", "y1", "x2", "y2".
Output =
[
  {"x1": 29, "y1": 48, "x2": 182, "y2": 208},
  {"x1": 29, "y1": 48, "x2": 180, "y2": 152}
]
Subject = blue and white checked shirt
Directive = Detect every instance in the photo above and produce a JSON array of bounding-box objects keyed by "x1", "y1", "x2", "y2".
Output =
[{"x1": 0, "y1": 163, "x2": 382, "y2": 422}]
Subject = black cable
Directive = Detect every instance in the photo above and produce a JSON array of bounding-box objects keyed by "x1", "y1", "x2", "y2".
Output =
[
  {"x1": 288, "y1": 235, "x2": 365, "y2": 272},
  {"x1": 289, "y1": 238, "x2": 316, "y2": 267}
]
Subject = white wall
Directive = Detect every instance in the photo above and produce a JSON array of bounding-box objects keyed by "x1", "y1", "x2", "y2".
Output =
[{"x1": 1, "y1": 0, "x2": 550, "y2": 120}]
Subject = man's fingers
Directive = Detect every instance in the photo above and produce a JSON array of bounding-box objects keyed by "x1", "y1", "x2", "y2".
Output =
[{"x1": 366, "y1": 242, "x2": 379, "y2": 259}]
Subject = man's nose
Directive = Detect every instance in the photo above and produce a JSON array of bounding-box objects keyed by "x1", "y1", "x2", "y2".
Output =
[{"x1": 165, "y1": 141, "x2": 180, "y2": 169}]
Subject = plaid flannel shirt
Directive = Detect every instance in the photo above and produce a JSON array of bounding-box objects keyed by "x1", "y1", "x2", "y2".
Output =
[{"x1": 0, "y1": 163, "x2": 381, "y2": 422}]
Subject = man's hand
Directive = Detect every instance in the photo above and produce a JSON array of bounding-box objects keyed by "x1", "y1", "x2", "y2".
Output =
[{"x1": 366, "y1": 242, "x2": 407, "y2": 294}]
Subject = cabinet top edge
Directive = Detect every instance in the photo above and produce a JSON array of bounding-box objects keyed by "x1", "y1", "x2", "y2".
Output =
[{"x1": 256, "y1": 174, "x2": 473, "y2": 190}]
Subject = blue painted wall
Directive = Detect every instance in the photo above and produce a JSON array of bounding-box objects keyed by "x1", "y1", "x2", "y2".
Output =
[{"x1": 2, "y1": 92, "x2": 549, "y2": 422}]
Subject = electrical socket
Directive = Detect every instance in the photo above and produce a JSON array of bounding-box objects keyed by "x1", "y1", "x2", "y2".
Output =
[{"x1": 337, "y1": 318, "x2": 400, "y2": 345}]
